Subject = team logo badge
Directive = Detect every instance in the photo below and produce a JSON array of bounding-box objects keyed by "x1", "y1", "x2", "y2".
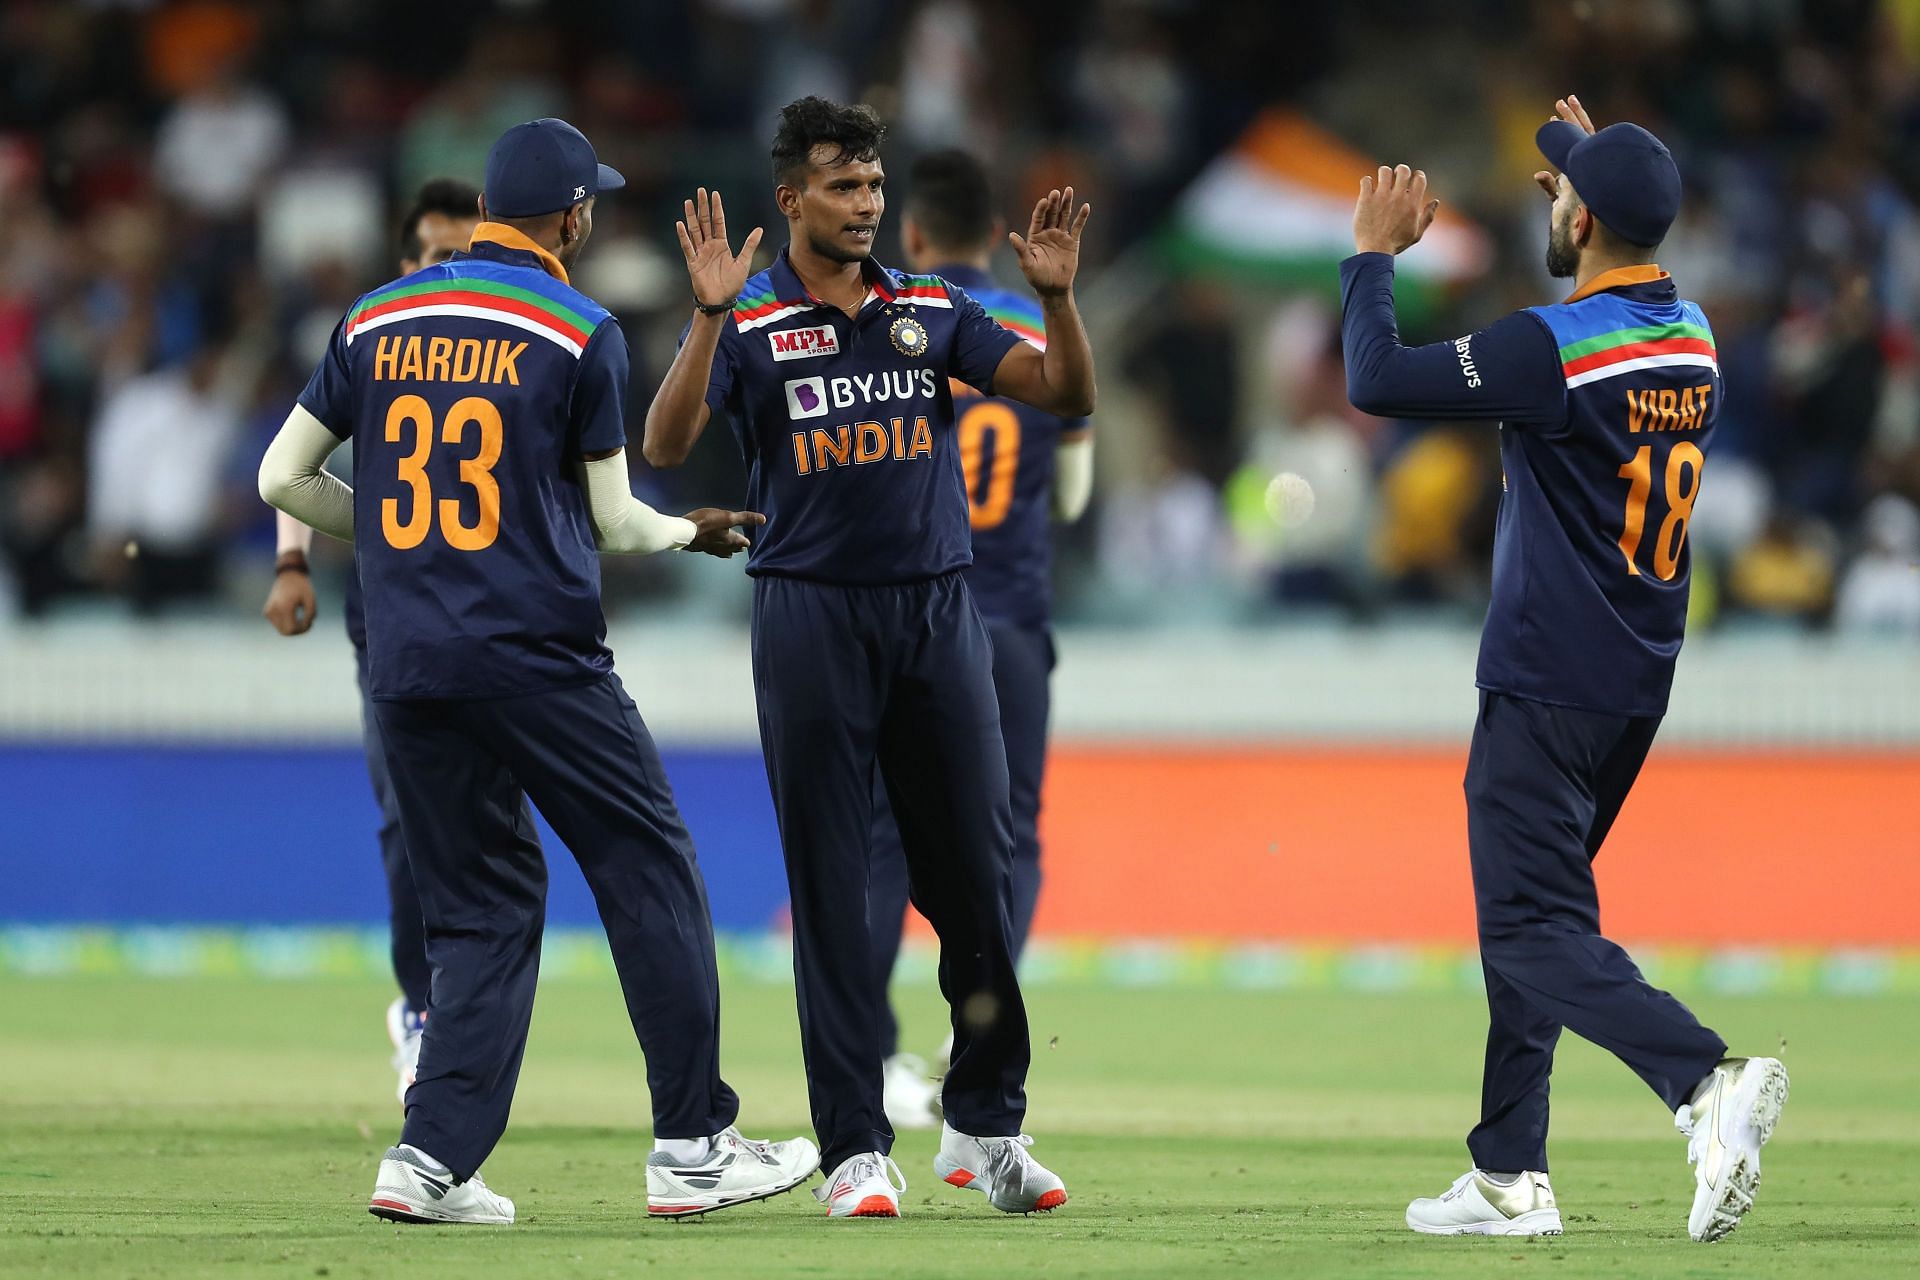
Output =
[
  {"x1": 783, "y1": 376, "x2": 828, "y2": 420},
  {"x1": 888, "y1": 315, "x2": 929, "y2": 358}
]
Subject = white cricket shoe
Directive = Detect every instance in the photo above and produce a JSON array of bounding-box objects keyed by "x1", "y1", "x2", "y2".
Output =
[
  {"x1": 1680, "y1": 1056, "x2": 1790, "y2": 1242},
  {"x1": 368, "y1": 1144, "x2": 513, "y2": 1224},
  {"x1": 645, "y1": 1126, "x2": 821, "y2": 1218},
  {"x1": 933, "y1": 1122, "x2": 1068, "y2": 1214},
  {"x1": 883, "y1": 1053, "x2": 940, "y2": 1130},
  {"x1": 813, "y1": 1151, "x2": 907, "y2": 1218},
  {"x1": 1406, "y1": 1169, "x2": 1563, "y2": 1236},
  {"x1": 385, "y1": 998, "x2": 423, "y2": 1108}
]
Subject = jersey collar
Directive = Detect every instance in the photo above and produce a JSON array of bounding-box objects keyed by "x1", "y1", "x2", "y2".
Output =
[
  {"x1": 1563, "y1": 263, "x2": 1670, "y2": 303},
  {"x1": 769, "y1": 244, "x2": 898, "y2": 309},
  {"x1": 460, "y1": 222, "x2": 571, "y2": 285}
]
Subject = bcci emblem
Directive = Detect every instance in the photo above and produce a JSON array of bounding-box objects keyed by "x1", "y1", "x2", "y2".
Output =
[{"x1": 889, "y1": 315, "x2": 929, "y2": 358}]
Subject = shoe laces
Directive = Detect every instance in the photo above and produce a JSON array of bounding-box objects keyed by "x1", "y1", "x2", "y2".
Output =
[
  {"x1": 819, "y1": 1152, "x2": 906, "y2": 1201},
  {"x1": 716, "y1": 1127, "x2": 779, "y2": 1166},
  {"x1": 977, "y1": 1133, "x2": 1039, "y2": 1182}
]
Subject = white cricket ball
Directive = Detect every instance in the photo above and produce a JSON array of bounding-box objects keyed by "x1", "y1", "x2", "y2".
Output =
[{"x1": 1264, "y1": 471, "x2": 1315, "y2": 530}]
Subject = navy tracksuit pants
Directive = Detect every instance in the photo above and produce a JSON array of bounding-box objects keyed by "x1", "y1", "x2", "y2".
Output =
[
  {"x1": 357, "y1": 659, "x2": 431, "y2": 1014},
  {"x1": 1464, "y1": 691, "x2": 1727, "y2": 1173},
  {"x1": 374, "y1": 673, "x2": 739, "y2": 1181},
  {"x1": 751, "y1": 571, "x2": 1030, "y2": 1174},
  {"x1": 869, "y1": 618, "x2": 1053, "y2": 1058}
]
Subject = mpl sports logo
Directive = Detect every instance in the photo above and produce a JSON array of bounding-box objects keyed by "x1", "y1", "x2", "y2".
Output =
[{"x1": 768, "y1": 325, "x2": 840, "y2": 363}]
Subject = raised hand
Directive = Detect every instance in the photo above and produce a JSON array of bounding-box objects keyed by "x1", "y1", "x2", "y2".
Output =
[
  {"x1": 676, "y1": 189, "x2": 763, "y2": 310},
  {"x1": 681, "y1": 508, "x2": 767, "y2": 558},
  {"x1": 1535, "y1": 94, "x2": 1597, "y2": 197},
  {"x1": 1010, "y1": 187, "x2": 1091, "y2": 298},
  {"x1": 1353, "y1": 164, "x2": 1440, "y2": 257}
]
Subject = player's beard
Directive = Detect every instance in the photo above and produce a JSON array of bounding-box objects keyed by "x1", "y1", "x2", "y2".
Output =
[{"x1": 1545, "y1": 206, "x2": 1579, "y2": 279}]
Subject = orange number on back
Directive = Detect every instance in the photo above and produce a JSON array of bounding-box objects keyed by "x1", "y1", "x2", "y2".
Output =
[
  {"x1": 958, "y1": 401, "x2": 1021, "y2": 531},
  {"x1": 439, "y1": 396, "x2": 504, "y2": 551},
  {"x1": 380, "y1": 395, "x2": 505, "y2": 552},
  {"x1": 1616, "y1": 441, "x2": 1704, "y2": 581},
  {"x1": 382, "y1": 395, "x2": 434, "y2": 550}
]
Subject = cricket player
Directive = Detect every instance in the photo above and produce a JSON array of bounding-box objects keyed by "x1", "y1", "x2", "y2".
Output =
[
  {"x1": 1340, "y1": 96, "x2": 1788, "y2": 1243},
  {"x1": 643, "y1": 97, "x2": 1095, "y2": 1218},
  {"x1": 262, "y1": 177, "x2": 488, "y2": 1105},
  {"x1": 867, "y1": 149, "x2": 1094, "y2": 1130},
  {"x1": 259, "y1": 118, "x2": 817, "y2": 1224}
]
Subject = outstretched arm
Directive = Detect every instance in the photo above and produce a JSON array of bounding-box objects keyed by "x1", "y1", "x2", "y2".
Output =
[
  {"x1": 644, "y1": 189, "x2": 761, "y2": 468},
  {"x1": 989, "y1": 189, "x2": 1097, "y2": 418},
  {"x1": 1341, "y1": 165, "x2": 1563, "y2": 424}
]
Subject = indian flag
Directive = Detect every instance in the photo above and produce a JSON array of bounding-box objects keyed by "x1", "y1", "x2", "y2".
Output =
[{"x1": 1164, "y1": 110, "x2": 1492, "y2": 300}]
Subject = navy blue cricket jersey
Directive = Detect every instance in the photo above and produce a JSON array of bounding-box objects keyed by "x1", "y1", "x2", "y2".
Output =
[
  {"x1": 1340, "y1": 254, "x2": 1721, "y2": 716},
  {"x1": 299, "y1": 224, "x2": 628, "y2": 700},
  {"x1": 935, "y1": 263, "x2": 1088, "y2": 629},
  {"x1": 696, "y1": 247, "x2": 1024, "y2": 585}
]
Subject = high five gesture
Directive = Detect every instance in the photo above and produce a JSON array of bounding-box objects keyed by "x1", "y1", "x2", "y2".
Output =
[
  {"x1": 1010, "y1": 187, "x2": 1092, "y2": 298},
  {"x1": 676, "y1": 188, "x2": 763, "y2": 311}
]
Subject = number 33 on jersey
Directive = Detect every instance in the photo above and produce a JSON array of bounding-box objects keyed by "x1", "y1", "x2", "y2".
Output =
[{"x1": 296, "y1": 224, "x2": 634, "y2": 700}]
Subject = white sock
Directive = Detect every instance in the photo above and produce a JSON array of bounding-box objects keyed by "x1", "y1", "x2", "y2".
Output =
[
  {"x1": 399, "y1": 1144, "x2": 451, "y2": 1175},
  {"x1": 654, "y1": 1136, "x2": 713, "y2": 1162},
  {"x1": 1479, "y1": 1170, "x2": 1522, "y2": 1186}
]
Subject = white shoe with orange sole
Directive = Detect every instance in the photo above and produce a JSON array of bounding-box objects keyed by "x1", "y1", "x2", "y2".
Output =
[
  {"x1": 933, "y1": 1123, "x2": 1068, "y2": 1214},
  {"x1": 814, "y1": 1151, "x2": 906, "y2": 1218}
]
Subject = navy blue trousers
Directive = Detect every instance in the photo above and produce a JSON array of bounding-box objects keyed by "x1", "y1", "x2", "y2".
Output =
[
  {"x1": 1464, "y1": 691, "x2": 1727, "y2": 1173},
  {"x1": 374, "y1": 674, "x2": 739, "y2": 1180},
  {"x1": 751, "y1": 572, "x2": 1030, "y2": 1173},
  {"x1": 869, "y1": 618, "x2": 1053, "y2": 1058},
  {"x1": 357, "y1": 659, "x2": 431, "y2": 1014}
]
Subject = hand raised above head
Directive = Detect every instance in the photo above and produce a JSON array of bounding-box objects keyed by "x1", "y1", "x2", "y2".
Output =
[
  {"x1": 1352, "y1": 164, "x2": 1440, "y2": 257},
  {"x1": 676, "y1": 189, "x2": 764, "y2": 311}
]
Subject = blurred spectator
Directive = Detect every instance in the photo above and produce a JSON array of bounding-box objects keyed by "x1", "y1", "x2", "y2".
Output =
[
  {"x1": 152, "y1": 66, "x2": 289, "y2": 221},
  {"x1": 1835, "y1": 494, "x2": 1920, "y2": 634},
  {"x1": 1727, "y1": 511, "x2": 1839, "y2": 624},
  {"x1": 1372, "y1": 429, "x2": 1498, "y2": 609},
  {"x1": 1123, "y1": 279, "x2": 1243, "y2": 488},
  {"x1": 85, "y1": 343, "x2": 244, "y2": 614}
]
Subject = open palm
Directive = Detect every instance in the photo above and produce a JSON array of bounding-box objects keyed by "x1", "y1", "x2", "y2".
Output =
[
  {"x1": 1010, "y1": 187, "x2": 1092, "y2": 297},
  {"x1": 677, "y1": 188, "x2": 763, "y2": 308}
]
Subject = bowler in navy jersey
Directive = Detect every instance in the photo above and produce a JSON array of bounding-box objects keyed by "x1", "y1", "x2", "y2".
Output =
[
  {"x1": 1341, "y1": 97, "x2": 1788, "y2": 1244},
  {"x1": 863, "y1": 150, "x2": 1095, "y2": 1131},
  {"x1": 261, "y1": 118, "x2": 816, "y2": 1224},
  {"x1": 644, "y1": 98, "x2": 1095, "y2": 1217}
]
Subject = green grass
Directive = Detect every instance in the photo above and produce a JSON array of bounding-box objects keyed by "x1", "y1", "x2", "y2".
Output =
[{"x1": 2, "y1": 974, "x2": 1915, "y2": 1278}]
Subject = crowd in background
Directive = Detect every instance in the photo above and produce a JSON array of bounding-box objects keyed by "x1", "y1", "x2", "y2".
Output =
[{"x1": 1, "y1": 0, "x2": 1916, "y2": 637}]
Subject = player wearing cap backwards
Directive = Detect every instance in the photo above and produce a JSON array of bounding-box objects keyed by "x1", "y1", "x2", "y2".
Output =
[
  {"x1": 259, "y1": 118, "x2": 818, "y2": 1225},
  {"x1": 261, "y1": 177, "x2": 488, "y2": 1107},
  {"x1": 1339, "y1": 96, "x2": 1788, "y2": 1243},
  {"x1": 643, "y1": 97, "x2": 1096, "y2": 1219},
  {"x1": 867, "y1": 149, "x2": 1095, "y2": 1131}
]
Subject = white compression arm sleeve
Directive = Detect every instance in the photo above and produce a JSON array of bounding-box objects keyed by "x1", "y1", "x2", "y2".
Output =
[
  {"x1": 274, "y1": 508, "x2": 314, "y2": 557},
  {"x1": 1052, "y1": 434, "x2": 1094, "y2": 522},
  {"x1": 583, "y1": 451, "x2": 697, "y2": 554},
  {"x1": 258, "y1": 405, "x2": 354, "y2": 542}
]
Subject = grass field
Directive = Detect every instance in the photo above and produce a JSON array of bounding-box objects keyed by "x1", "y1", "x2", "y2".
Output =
[{"x1": 3, "y1": 972, "x2": 1916, "y2": 1278}]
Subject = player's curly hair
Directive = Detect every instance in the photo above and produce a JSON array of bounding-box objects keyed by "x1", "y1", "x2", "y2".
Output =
[{"x1": 772, "y1": 96, "x2": 887, "y2": 186}]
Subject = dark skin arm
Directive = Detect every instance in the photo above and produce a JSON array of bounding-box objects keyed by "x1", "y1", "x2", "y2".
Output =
[
  {"x1": 985, "y1": 188, "x2": 1097, "y2": 417},
  {"x1": 644, "y1": 189, "x2": 761, "y2": 469}
]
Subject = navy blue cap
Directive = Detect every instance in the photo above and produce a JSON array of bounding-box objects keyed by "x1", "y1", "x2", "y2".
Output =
[
  {"x1": 1536, "y1": 120, "x2": 1680, "y2": 248},
  {"x1": 483, "y1": 118, "x2": 626, "y2": 219}
]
